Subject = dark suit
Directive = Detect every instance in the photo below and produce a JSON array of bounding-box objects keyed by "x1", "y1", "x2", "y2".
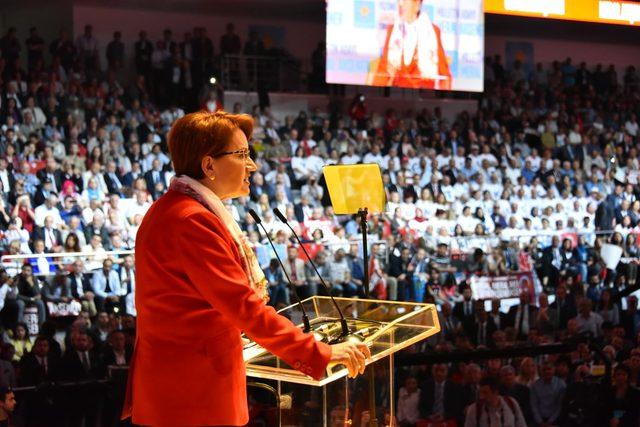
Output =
[
  {"x1": 103, "y1": 171, "x2": 124, "y2": 194},
  {"x1": 101, "y1": 346, "x2": 133, "y2": 427},
  {"x1": 33, "y1": 187, "x2": 53, "y2": 207},
  {"x1": 102, "y1": 347, "x2": 132, "y2": 367},
  {"x1": 468, "y1": 318, "x2": 497, "y2": 347},
  {"x1": 453, "y1": 299, "x2": 476, "y2": 325},
  {"x1": 419, "y1": 379, "x2": 461, "y2": 423},
  {"x1": 69, "y1": 273, "x2": 92, "y2": 299},
  {"x1": 501, "y1": 383, "x2": 532, "y2": 423},
  {"x1": 507, "y1": 304, "x2": 539, "y2": 338},
  {"x1": 439, "y1": 314, "x2": 460, "y2": 342},
  {"x1": 19, "y1": 353, "x2": 58, "y2": 425},
  {"x1": 0, "y1": 169, "x2": 16, "y2": 194},
  {"x1": 136, "y1": 122, "x2": 155, "y2": 145},
  {"x1": 144, "y1": 169, "x2": 164, "y2": 192},
  {"x1": 489, "y1": 311, "x2": 508, "y2": 331},
  {"x1": 387, "y1": 255, "x2": 411, "y2": 301},
  {"x1": 541, "y1": 245, "x2": 562, "y2": 287},
  {"x1": 549, "y1": 296, "x2": 577, "y2": 330},
  {"x1": 58, "y1": 349, "x2": 104, "y2": 427},
  {"x1": 294, "y1": 202, "x2": 310, "y2": 223},
  {"x1": 32, "y1": 226, "x2": 62, "y2": 249},
  {"x1": 460, "y1": 383, "x2": 479, "y2": 411},
  {"x1": 19, "y1": 353, "x2": 56, "y2": 386},
  {"x1": 58, "y1": 349, "x2": 104, "y2": 381},
  {"x1": 36, "y1": 169, "x2": 63, "y2": 192},
  {"x1": 83, "y1": 224, "x2": 110, "y2": 249},
  {"x1": 122, "y1": 170, "x2": 142, "y2": 188}
]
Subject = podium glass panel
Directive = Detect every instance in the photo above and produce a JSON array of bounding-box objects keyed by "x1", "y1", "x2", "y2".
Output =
[{"x1": 243, "y1": 297, "x2": 440, "y2": 386}]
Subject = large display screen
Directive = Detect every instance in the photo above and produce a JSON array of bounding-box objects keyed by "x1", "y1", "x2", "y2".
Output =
[
  {"x1": 485, "y1": 0, "x2": 640, "y2": 26},
  {"x1": 326, "y1": 0, "x2": 485, "y2": 92}
]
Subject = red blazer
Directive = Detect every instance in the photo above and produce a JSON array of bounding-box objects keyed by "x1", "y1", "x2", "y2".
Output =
[
  {"x1": 122, "y1": 189, "x2": 332, "y2": 426},
  {"x1": 370, "y1": 23, "x2": 451, "y2": 90}
]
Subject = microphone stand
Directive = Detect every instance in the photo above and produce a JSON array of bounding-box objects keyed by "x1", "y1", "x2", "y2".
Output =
[
  {"x1": 359, "y1": 207, "x2": 378, "y2": 427},
  {"x1": 249, "y1": 210, "x2": 311, "y2": 332},
  {"x1": 272, "y1": 208, "x2": 350, "y2": 339}
]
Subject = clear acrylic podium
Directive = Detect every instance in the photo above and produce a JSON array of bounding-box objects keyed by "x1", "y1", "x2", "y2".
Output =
[{"x1": 243, "y1": 297, "x2": 441, "y2": 426}]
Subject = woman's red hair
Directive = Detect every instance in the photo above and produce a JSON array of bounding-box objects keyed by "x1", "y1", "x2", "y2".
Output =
[{"x1": 168, "y1": 111, "x2": 253, "y2": 179}]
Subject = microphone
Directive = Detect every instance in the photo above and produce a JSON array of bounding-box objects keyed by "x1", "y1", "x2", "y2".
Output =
[
  {"x1": 248, "y1": 209, "x2": 311, "y2": 333},
  {"x1": 272, "y1": 207, "x2": 350, "y2": 339}
]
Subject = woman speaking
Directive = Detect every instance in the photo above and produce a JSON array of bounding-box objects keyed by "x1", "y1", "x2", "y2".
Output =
[{"x1": 122, "y1": 111, "x2": 370, "y2": 426}]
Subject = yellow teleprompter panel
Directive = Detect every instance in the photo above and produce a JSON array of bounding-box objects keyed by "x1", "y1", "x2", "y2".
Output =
[{"x1": 322, "y1": 164, "x2": 386, "y2": 215}]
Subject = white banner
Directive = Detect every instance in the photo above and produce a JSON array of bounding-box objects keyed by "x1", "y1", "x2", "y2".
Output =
[{"x1": 470, "y1": 272, "x2": 536, "y2": 300}]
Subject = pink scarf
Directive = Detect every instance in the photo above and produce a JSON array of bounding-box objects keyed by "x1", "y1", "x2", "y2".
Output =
[{"x1": 170, "y1": 175, "x2": 268, "y2": 303}]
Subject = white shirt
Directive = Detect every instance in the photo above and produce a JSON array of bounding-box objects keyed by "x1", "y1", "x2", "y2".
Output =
[
  {"x1": 0, "y1": 283, "x2": 10, "y2": 311},
  {"x1": 396, "y1": 387, "x2": 421, "y2": 424},
  {"x1": 363, "y1": 152, "x2": 384, "y2": 167},
  {"x1": 464, "y1": 397, "x2": 527, "y2": 427},
  {"x1": 342, "y1": 154, "x2": 361, "y2": 165},
  {"x1": 305, "y1": 155, "x2": 325, "y2": 176},
  {"x1": 0, "y1": 169, "x2": 9, "y2": 193},
  {"x1": 34, "y1": 205, "x2": 64, "y2": 228}
]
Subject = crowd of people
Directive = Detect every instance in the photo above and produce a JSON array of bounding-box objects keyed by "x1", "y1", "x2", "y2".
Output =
[{"x1": 0, "y1": 22, "x2": 638, "y2": 426}]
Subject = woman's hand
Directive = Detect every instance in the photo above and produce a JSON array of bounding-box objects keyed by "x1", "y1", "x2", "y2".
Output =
[{"x1": 329, "y1": 341, "x2": 371, "y2": 378}]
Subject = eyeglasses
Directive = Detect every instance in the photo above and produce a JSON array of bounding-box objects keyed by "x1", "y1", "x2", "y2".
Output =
[{"x1": 214, "y1": 148, "x2": 254, "y2": 162}]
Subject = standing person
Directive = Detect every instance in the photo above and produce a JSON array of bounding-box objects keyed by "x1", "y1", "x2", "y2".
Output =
[
  {"x1": 106, "y1": 31, "x2": 125, "y2": 71},
  {"x1": 122, "y1": 111, "x2": 370, "y2": 426},
  {"x1": 134, "y1": 31, "x2": 153, "y2": 78}
]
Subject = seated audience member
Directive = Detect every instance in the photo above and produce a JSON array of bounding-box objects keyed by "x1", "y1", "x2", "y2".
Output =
[
  {"x1": 499, "y1": 365, "x2": 532, "y2": 424},
  {"x1": 16, "y1": 263, "x2": 47, "y2": 326},
  {"x1": 102, "y1": 329, "x2": 132, "y2": 367},
  {"x1": 460, "y1": 363, "x2": 482, "y2": 411},
  {"x1": 265, "y1": 258, "x2": 289, "y2": 308},
  {"x1": 119, "y1": 255, "x2": 137, "y2": 316},
  {"x1": 282, "y1": 245, "x2": 308, "y2": 298},
  {"x1": 419, "y1": 363, "x2": 461, "y2": 425},
  {"x1": 396, "y1": 376, "x2": 421, "y2": 426},
  {"x1": 603, "y1": 364, "x2": 640, "y2": 427},
  {"x1": 91, "y1": 311, "x2": 113, "y2": 347},
  {"x1": 305, "y1": 250, "x2": 330, "y2": 297},
  {"x1": 464, "y1": 376, "x2": 527, "y2": 427},
  {"x1": 573, "y1": 298, "x2": 604, "y2": 338},
  {"x1": 388, "y1": 247, "x2": 412, "y2": 301},
  {"x1": 530, "y1": 361, "x2": 566, "y2": 427},
  {"x1": 9, "y1": 322, "x2": 32, "y2": 362},
  {"x1": 327, "y1": 249, "x2": 356, "y2": 297},
  {"x1": 91, "y1": 259, "x2": 123, "y2": 313},
  {"x1": 0, "y1": 387, "x2": 16, "y2": 427},
  {"x1": 41, "y1": 268, "x2": 72, "y2": 305},
  {"x1": 69, "y1": 259, "x2": 98, "y2": 317}
]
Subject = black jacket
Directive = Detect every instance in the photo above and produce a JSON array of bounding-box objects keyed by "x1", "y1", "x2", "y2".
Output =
[{"x1": 419, "y1": 379, "x2": 462, "y2": 422}]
